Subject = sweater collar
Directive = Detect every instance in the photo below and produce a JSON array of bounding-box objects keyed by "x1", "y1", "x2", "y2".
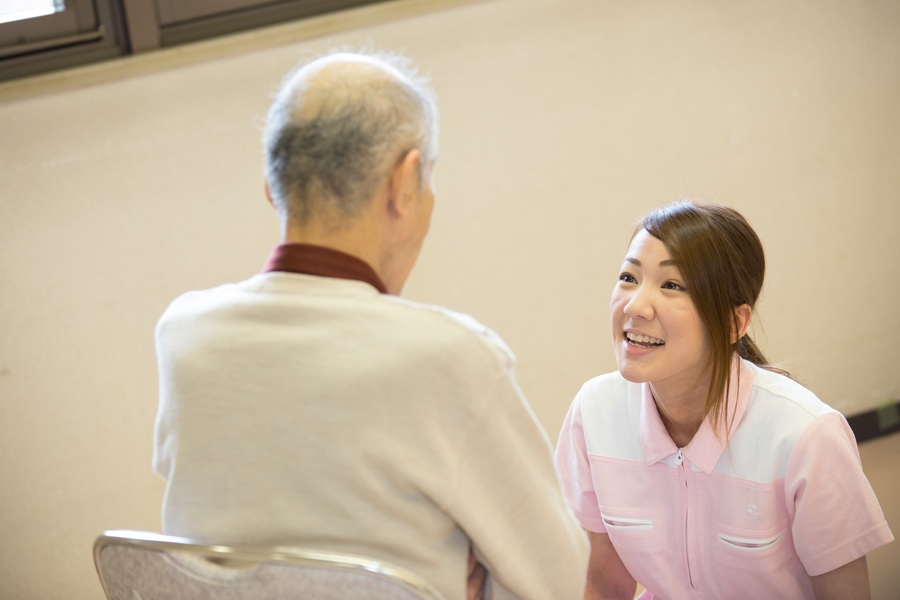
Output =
[{"x1": 262, "y1": 243, "x2": 388, "y2": 294}]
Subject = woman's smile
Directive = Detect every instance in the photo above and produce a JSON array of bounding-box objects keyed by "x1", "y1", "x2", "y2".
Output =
[{"x1": 610, "y1": 229, "x2": 712, "y2": 397}]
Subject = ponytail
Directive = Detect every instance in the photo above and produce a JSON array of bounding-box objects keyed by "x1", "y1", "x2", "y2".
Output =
[{"x1": 738, "y1": 335, "x2": 790, "y2": 378}]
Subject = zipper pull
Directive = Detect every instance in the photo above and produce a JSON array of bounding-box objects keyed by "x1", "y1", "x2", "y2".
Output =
[{"x1": 674, "y1": 448, "x2": 684, "y2": 466}]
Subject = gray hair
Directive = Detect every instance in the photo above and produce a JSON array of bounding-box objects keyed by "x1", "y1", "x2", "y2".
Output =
[{"x1": 263, "y1": 50, "x2": 439, "y2": 225}]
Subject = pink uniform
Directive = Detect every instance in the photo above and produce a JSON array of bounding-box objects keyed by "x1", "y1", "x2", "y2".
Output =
[{"x1": 555, "y1": 358, "x2": 893, "y2": 599}]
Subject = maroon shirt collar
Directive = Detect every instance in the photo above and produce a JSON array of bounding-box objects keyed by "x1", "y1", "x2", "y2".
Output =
[{"x1": 262, "y1": 243, "x2": 388, "y2": 294}]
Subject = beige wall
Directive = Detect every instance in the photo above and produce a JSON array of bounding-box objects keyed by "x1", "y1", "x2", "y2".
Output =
[{"x1": 1, "y1": 0, "x2": 898, "y2": 597}]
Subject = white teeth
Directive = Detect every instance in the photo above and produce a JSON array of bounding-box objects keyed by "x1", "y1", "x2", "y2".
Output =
[{"x1": 626, "y1": 332, "x2": 664, "y2": 345}]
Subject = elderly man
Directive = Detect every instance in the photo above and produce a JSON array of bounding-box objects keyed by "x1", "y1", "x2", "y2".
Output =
[{"x1": 152, "y1": 51, "x2": 588, "y2": 599}]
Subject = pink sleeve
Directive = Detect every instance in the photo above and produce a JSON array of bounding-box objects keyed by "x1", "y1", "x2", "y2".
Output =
[
  {"x1": 785, "y1": 411, "x2": 894, "y2": 576},
  {"x1": 554, "y1": 390, "x2": 606, "y2": 532}
]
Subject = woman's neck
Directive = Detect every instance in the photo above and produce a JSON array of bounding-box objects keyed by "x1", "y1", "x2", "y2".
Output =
[{"x1": 650, "y1": 380, "x2": 709, "y2": 448}]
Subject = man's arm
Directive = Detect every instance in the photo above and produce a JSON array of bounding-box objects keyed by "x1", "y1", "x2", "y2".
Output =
[
  {"x1": 447, "y1": 370, "x2": 590, "y2": 600},
  {"x1": 810, "y1": 556, "x2": 870, "y2": 600},
  {"x1": 584, "y1": 531, "x2": 636, "y2": 600}
]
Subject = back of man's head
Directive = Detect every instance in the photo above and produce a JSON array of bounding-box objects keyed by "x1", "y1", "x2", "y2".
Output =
[{"x1": 263, "y1": 51, "x2": 438, "y2": 228}]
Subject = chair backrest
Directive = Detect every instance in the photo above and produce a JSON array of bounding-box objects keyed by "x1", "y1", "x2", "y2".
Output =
[{"x1": 93, "y1": 529, "x2": 445, "y2": 600}]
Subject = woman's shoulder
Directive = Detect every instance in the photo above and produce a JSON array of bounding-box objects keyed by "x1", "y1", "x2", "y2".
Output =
[
  {"x1": 576, "y1": 371, "x2": 643, "y2": 418},
  {"x1": 579, "y1": 370, "x2": 639, "y2": 396},
  {"x1": 574, "y1": 371, "x2": 644, "y2": 457},
  {"x1": 730, "y1": 362, "x2": 849, "y2": 480},
  {"x1": 745, "y1": 361, "x2": 834, "y2": 419}
]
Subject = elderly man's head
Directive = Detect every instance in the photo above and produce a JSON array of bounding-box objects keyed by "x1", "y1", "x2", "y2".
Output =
[{"x1": 263, "y1": 51, "x2": 438, "y2": 227}]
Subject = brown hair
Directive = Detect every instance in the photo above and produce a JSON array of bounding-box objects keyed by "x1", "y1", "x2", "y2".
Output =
[{"x1": 640, "y1": 200, "x2": 786, "y2": 438}]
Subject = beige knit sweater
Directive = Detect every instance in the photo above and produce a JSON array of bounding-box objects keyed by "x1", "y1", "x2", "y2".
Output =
[{"x1": 153, "y1": 271, "x2": 588, "y2": 599}]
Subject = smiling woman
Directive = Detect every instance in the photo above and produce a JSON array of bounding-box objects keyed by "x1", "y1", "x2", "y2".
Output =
[
  {"x1": 554, "y1": 200, "x2": 894, "y2": 599},
  {"x1": 636, "y1": 202, "x2": 772, "y2": 440},
  {"x1": 611, "y1": 228, "x2": 716, "y2": 446}
]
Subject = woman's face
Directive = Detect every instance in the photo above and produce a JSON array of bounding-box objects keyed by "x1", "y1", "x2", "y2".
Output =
[{"x1": 610, "y1": 229, "x2": 712, "y2": 398}]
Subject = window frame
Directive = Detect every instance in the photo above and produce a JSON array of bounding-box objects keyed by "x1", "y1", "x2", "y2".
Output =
[
  {"x1": 0, "y1": 0, "x2": 127, "y2": 82},
  {"x1": 125, "y1": 0, "x2": 388, "y2": 50},
  {"x1": 0, "y1": 0, "x2": 389, "y2": 82}
]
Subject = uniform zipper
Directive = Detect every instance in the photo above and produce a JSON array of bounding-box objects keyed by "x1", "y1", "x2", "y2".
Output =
[{"x1": 675, "y1": 448, "x2": 696, "y2": 589}]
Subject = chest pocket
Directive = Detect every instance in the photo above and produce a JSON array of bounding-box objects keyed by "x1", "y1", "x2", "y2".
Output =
[
  {"x1": 599, "y1": 506, "x2": 668, "y2": 556},
  {"x1": 713, "y1": 520, "x2": 794, "y2": 571},
  {"x1": 588, "y1": 455, "x2": 674, "y2": 558},
  {"x1": 707, "y1": 474, "x2": 795, "y2": 571}
]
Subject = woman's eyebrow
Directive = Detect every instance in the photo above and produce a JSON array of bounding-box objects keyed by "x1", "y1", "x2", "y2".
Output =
[{"x1": 623, "y1": 257, "x2": 678, "y2": 267}]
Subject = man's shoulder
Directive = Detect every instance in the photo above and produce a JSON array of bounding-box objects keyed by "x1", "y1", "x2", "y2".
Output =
[
  {"x1": 157, "y1": 276, "x2": 517, "y2": 369},
  {"x1": 382, "y1": 296, "x2": 516, "y2": 368},
  {"x1": 159, "y1": 272, "x2": 366, "y2": 319},
  {"x1": 157, "y1": 280, "x2": 245, "y2": 322}
]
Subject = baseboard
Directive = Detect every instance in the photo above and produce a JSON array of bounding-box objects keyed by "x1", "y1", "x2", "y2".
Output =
[{"x1": 846, "y1": 400, "x2": 900, "y2": 444}]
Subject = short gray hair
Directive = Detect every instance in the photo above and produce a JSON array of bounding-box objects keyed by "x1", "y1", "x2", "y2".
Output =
[{"x1": 263, "y1": 50, "x2": 439, "y2": 225}]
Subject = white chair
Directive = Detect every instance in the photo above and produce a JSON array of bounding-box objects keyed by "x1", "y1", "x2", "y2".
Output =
[{"x1": 93, "y1": 529, "x2": 445, "y2": 600}]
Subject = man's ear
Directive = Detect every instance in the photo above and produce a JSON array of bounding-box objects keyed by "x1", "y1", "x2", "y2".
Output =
[
  {"x1": 264, "y1": 179, "x2": 277, "y2": 210},
  {"x1": 732, "y1": 303, "x2": 752, "y2": 344},
  {"x1": 387, "y1": 149, "x2": 422, "y2": 218}
]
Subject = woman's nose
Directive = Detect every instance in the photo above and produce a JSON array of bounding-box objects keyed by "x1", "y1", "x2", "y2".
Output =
[{"x1": 623, "y1": 286, "x2": 654, "y2": 320}]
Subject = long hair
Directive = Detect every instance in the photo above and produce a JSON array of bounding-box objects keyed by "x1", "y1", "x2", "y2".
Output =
[{"x1": 640, "y1": 200, "x2": 787, "y2": 438}]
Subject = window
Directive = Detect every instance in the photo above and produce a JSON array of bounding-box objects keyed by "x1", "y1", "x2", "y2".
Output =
[
  {"x1": 0, "y1": 0, "x2": 66, "y2": 24},
  {"x1": 125, "y1": 0, "x2": 388, "y2": 50},
  {"x1": 0, "y1": 0, "x2": 126, "y2": 82},
  {"x1": 0, "y1": 0, "x2": 387, "y2": 83}
]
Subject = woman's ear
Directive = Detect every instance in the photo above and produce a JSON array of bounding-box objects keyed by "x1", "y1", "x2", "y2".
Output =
[{"x1": 732, "y1": 303, "x2": 752, "y2": 344}]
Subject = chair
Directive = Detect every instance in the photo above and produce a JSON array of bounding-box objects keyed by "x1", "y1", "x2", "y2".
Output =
[{"x1": 93, "y1": 529, "x2": 445, "y2": 600}]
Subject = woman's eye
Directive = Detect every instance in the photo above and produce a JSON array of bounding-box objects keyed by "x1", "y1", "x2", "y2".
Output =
[
  {"x1": 618, "y1": 272, "x2": 637, "y2": 284},
  {"x1": 662, "y1": 281, "x2": 685, "y2": 291}
]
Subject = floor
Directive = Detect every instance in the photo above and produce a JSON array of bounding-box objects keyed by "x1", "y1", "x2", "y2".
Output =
[{"x1": 859, "y1": 432, "x2": 900, "y2": 599}]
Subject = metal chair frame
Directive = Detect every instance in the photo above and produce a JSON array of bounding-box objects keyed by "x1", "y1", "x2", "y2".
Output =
[{"x1": 93, "y1": 529, "x2": 445, "y2": 600}]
